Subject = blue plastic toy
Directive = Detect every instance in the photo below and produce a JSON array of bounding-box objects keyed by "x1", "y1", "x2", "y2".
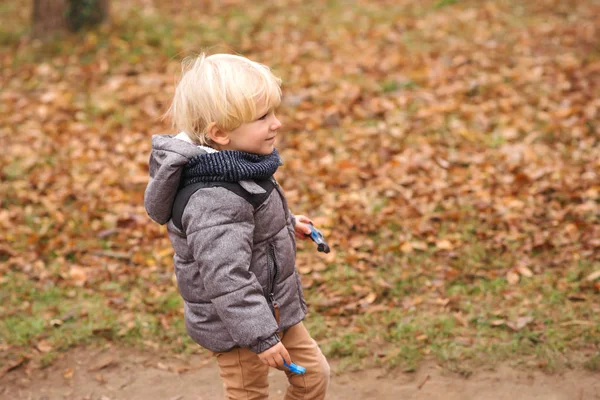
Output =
[
  {"x1": 306, "y1": 225, "x2": 330, "y2": 253},
  {"x1": 283, "y1": 359, "x2": 306, "y2": 375}
]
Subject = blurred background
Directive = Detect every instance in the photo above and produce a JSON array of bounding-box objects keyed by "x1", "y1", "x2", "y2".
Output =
[{"x1": 1, "y1": 0, "x2": 599, "y2": 376}]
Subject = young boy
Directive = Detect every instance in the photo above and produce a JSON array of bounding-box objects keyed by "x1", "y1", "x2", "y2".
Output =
[{"x1": 144, "y1": 53, "x2": 330, "y2": 399}]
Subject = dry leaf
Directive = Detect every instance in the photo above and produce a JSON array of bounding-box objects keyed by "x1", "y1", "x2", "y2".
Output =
[
  {"x1": 69, "y1": 265, "x2": 88, "y2": 286},
  {"x1": 88, "y1": 354, "x2": 116, "y2": 371},
  {"x1": 506, "y1": 316, "x2": 534, "y2": 331},
  {"x1": 36, "y1": 340, "x2": 53, "y2": 353},
  {"x1": 362, "y1": 292, "x2": 377, "y2": 305},
  {"x1": 436, "y1": 240, "x2": 454, "y2": 251},
  {"x1": 506, "y1": 271, "x2": 520, "y2": 285},
  {"x1": 453, "y1": 312, "x2": 469, "y2": 327},
  {"x1": 517, "y1": 265, "x2": 533, "y2": 278},
  {"x1": 157, "y1": 362, "x2": 169, "y2": 371},
  {"x1": 585, "y1": 270, "x2": 600, "y2": 282},
  {"x1": 400, "y1": 241, "x2": 413, "y2": 254},
  {"x1": 63, "y1": 368, "x2": 74, "y2": 380}
]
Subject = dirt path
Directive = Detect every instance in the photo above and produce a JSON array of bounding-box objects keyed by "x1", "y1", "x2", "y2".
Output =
[{"x1": 1, "y1": 346, "x2": 599, "y2": 400}]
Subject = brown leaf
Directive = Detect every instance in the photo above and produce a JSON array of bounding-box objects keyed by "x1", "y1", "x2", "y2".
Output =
[
  {"x1": 69, "y1": 265, "x2": 88, "y2": 287},
  {"x1": 506, "y1": 271, "x2": 520, "y2": 285},
  {"x1": 362, "y1": 292, "x2": 377, "y2": 305},
  {"x1": 517, "y1": 265, "x2": 533, "y2": 278},
  {"x1": 506, "y1": 316, "x2": 534, "y2": 331},
  {"x1": 88, "y1": 354, "x2": 117, "y2": 371},
  {"x1": 453, "y1": 312, "x2": 469, "y2": 327},
  {"x1": 585, "y1": 270, "x2": 600, "y2": 282},
  {"x1": 36, "y1": 340, "x2": 53, "y2": 353},
  {"x1": 436, "y1": 240, "x2": 454, "y2": 251},
  {"x1": 157, "y1": 362, "x2": 169, "y2": 371},
  {"x1": 400, "y1": 241, "x2": 413, "y2": 254},
  {"x1": 63, "y1": 368, "x2": 74, "y2": 380}
]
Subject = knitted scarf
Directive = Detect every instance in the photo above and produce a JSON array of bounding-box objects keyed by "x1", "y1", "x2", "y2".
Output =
[{"x1": 181, "y1": 148, "x2": 282, "y2": 186}]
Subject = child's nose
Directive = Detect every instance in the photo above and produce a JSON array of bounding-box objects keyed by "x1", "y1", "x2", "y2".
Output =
[{"x1": 271, "y1": 116, "x2": 282, "y2": 130}]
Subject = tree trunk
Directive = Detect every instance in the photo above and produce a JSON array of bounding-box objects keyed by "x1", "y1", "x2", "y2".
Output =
[
  {"x1": 31, "y1": 0, "x2": 110, "y2": 39},
  {"x1": 67, "y1": 0, "x2": 110, "y2": 32},
  {"x1": 32, "y1": 0, "x2": 68, "y2": 39}
]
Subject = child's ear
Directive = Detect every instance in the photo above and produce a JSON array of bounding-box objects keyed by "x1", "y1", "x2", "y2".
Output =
[{"x1": 206, "y1": 122, "x2": 230, "y2": 146}]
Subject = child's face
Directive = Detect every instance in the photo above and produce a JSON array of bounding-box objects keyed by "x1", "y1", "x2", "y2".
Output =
[{"x1": 223, "y1": 106, "x2": 282, "y2": 155}]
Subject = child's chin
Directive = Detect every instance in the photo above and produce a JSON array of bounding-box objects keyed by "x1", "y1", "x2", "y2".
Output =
[{"x1": 259, "y1": 146, "x2": 274, "y2": 155}]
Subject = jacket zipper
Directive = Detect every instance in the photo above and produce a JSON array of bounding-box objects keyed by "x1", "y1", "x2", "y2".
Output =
[
  {"x1": 271, "y1": 178, "x2": 297, "y2": 248},
  {"x1": 267, "y1": 244, "x2": 280, "y2": 326}
]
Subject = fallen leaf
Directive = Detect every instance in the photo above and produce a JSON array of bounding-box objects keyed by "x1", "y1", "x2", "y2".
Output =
[
  {"x1": 506, "y1": 316, "x2": 534, "y2": 331},
  {"x1": 436, "y1": 240, "x2": 454, "y2": 251},
  {"x1": 88, "y1": 354, "x2": 116, "y2": 371},
  {"x1": 585, "y1": 270, "x2": 600, "y2": 282},
  {"x1": 174, "y1": 364, "x2": 192, "y2": 374},
  {"x1": 36, "y1": 340, "x2": 53, "y2": 353},
  {"x1": 517, "y1": 265, "x2": 533, "y2": 278},
  {"x1": 69, "y1": 265, "x2": 88, "y2": 286},
  {"x1": 157, "y1": 362, "x2": 169, "y2": 371},
  {"x1": 506, "y1": 271, "x2": 520, "y2": 285},
  {"x1": 560, "y1": 320, "x2": 592, "y2": 327},
  {"x1": 361, "y1": 292, "x2": 377, "y2": 306},
  {"x1": 453, "y1": 312, "x2": 469, "y2": 327},
  {"x1": 400, "y1": 241, "x2": 413, "y2": 254},
  {"x1": 63, "y1": 368, "x2": 75, "y2": 380},
  {"x1": 298, "y1": 266, "x2": 312, "y2": 274}
]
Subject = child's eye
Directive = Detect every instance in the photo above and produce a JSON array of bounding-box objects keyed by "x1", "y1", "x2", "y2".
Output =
[{"x1": 258, "y1": 113, "x2": 269, "y2": 120}]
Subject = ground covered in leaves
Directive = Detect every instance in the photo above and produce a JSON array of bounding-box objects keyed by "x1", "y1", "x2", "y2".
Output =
[{"x1": 1, "y1": 0, "x2": 599, "y2": 381}]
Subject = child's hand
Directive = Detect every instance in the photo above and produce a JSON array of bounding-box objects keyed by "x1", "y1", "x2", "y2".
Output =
[
  {"x1": 258, "y1": 342, "x2": 291, "y2": 368},
  {"x1": 294, "y1": 215, "x2": 313, "y2": 240}
]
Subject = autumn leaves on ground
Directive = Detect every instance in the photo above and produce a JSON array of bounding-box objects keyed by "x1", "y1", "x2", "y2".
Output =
[{"x1": 1, "y1": 0, "x2": 599, "y2": 381}]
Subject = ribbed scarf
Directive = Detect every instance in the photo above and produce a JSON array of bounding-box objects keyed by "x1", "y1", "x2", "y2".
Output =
[{"x1": 181, "y1": 149, "x2": 282, "y2": 186}]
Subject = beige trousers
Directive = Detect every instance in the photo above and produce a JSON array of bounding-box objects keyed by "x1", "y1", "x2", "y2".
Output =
[{"x1": 213, "y1": 322, "x2": 330, "y2": 400}]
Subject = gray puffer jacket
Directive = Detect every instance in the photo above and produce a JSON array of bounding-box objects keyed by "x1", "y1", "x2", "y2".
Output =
[{"x1": 144, "y1": 135, "x2": 307, "y2": 353}]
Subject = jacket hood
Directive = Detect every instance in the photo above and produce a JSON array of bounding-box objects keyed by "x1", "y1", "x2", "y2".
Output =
[{"x1": 144, "y1": 134, "x2": 206, "y2": 225}]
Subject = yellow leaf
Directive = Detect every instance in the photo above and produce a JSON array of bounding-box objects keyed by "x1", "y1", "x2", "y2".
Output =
[
  {"x1": 63, "y1": 368, "x2": 74, "y2": 380},
  {"x1": 36, "y1": 340, "x2": 53, "y2": 353},
  {"x1": 363, "y1": 293, "x2": 377, "y2": 304},
  {"x1": 400, "y1": 241, "x2": 413, "y2": 254},
  {"x1": 69, "y1": 265, "x2": 88, "y2": 287},
  {"x1": 157, "y1": 248, "x2": 173, "y2": 258},
  {"x1": 517, "y1": 265, "x2": 533, "y2": 278},
  {"x1": 586, "y1": 270, "x2": 600, "y2": 282},
  {"x1": 507, "y1": 271, "x2": 520, "y2": 285},
  {"x1": 436, "y1": 239, "x2": 453, "y2": 250}
]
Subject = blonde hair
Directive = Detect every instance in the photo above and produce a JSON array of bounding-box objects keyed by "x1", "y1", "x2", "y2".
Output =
[{"x1": 167, "y1": 53, "x2": 282, "y2": 145}]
